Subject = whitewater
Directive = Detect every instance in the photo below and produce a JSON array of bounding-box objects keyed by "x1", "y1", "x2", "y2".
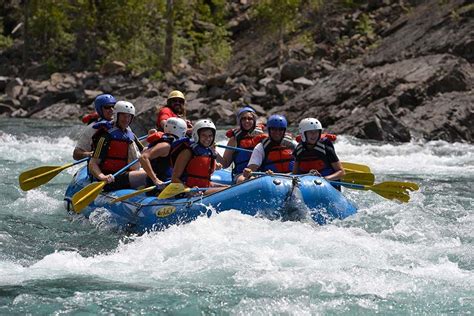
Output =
[{"x1": 0, "y1": 118, "x2": 472, "y2": 314}]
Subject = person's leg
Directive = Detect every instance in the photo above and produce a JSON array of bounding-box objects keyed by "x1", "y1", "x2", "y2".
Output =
[{"x1": 129, "y1": 169, "x2": 147, "y2": 188}]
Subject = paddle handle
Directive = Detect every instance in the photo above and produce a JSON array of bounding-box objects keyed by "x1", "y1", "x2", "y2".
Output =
[
  {"x1": 72, "y1": 157, "x2": 90, "y2": 166},
  {"x1": 328, "y1": 180, "x2": 365, "y2": 190},
  {"x1": 112, "y1": 158, "x2": 139, "y2": 177},
  {"x1": 216, "y1": 144, "x2": 253, "y2": 153}
]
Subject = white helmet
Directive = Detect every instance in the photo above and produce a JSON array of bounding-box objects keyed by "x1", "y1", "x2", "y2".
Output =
[
  {"x1": 192, "y1": 119, "x2": 216, "y2": 143},
  {"x1": 299, "y1": 118, "x2": 323, "y2": 142},
  {"x1": 164, "y1": 117, "x2": 187, "y2": 138},
  {"x1": 113, "y1": 101, "x2": 135, "y2": 122}
]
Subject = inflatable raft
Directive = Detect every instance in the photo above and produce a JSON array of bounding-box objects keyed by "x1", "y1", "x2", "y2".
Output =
[{"x1": 64, "y1": 167, "x2": 357, "y2": 234}]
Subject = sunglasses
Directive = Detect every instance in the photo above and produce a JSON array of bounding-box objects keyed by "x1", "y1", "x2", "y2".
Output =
[
  {"x1": 103, "y1": 105, "x2": 114, "y2": 110},
  {"x1": 169, "y1": 99, "x2": 184, "y2": 105}
]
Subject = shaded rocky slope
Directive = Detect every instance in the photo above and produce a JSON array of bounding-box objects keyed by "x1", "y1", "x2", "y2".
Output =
[{"x1": 0, "y1": 0, "x2": 472, "y2": 142}]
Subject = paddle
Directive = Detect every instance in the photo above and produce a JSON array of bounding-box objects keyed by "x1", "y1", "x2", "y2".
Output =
[
  {"x1": 342, "y1": 172, "x2": 375, "y2": 185},
  {"x1": 251, "y1": 172, "x2": 419, "y2": 203},
  {"x1": 19, "y1": 135, "x2": 148, "y2": 191},
  {"x1": 216, "y1": 144, "x2": 371, "y2": 174},
  {"x1": 111, "y1": 181, "x2": 171, "y2": 203},
  {"x1": 327, "y1": 180, "x2": 419, "y2": 203},
  {"x1": 19, "y1": 157, "x2": 89, "y2": 191},
  {"x1": 71, "y1": 159, "x2": 139, "y2": 213},
  {"x1": 157, "y1": 183, "x2": 209, "y2": 199}
]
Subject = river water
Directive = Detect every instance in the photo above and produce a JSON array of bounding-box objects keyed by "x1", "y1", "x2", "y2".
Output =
[{"x1": 0, "y1": 118, "x2": 472, "y2": 314}]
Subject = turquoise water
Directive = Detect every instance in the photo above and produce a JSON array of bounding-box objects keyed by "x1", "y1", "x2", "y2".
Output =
[{"x1": 0, "y1": 118, "x2": 473, "y2": 314}]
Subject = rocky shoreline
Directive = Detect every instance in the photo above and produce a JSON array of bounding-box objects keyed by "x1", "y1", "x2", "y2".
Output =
[{"x1": 0, "y1": 0, "x2": 472, "y2": 142}]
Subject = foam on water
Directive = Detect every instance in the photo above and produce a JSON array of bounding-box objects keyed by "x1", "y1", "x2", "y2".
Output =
[
  {"x1": 1, "y1": 212, "x2": 472, "y2": 297},
  {"x1": 0, "y1": 132, "x2": 76, "y2": 164},
  {"x1": 336, "y1": 136, "x2": 474, "y2": 177},
  {"x1": 1, "y1": 121, "x2": 473, "y2": 313}
]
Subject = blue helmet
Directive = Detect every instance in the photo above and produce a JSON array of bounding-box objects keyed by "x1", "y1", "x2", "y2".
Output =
[
  {"x1": 237, "y1": 106, "x2": 257, "y2": 129},
  {"x1": 267, "y1": 114, "x2": 288, "y2": 129},
  {"x1": 94, "y1": 94, "x2": 116, "y2": 118}
]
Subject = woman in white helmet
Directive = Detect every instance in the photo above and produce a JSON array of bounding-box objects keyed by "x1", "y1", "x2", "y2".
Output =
[
  {"x1": 89, "y1": 101, "x2": 147, "y2": 191},
  {"x1": 170, "y1": 119, "x2": 228, "y2": 195},
  {"x1": 293, "y1": 118, "x2": 345, "y2": 189},
  {"x1": 140, "y1": 117, "x2": 188, "y2": 196}
]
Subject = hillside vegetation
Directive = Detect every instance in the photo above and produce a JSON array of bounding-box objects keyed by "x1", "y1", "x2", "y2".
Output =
[{"x1": 0, "y1": 0, "x2": 472, "y2": 142}]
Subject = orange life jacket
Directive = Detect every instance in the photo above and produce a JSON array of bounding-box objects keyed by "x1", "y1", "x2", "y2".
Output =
[
  {"x1": 226, "y1": 125, "x2": 267, "y2": 175},
  {"x1": 170, "y1": 139, "x2": 216, "y2": 188},
  {"x1": 295, "y1": 133, "x2": 337, "y2": 143},
  {"x1": 260, "y1": 136, "x2": 295, "y2": 173}
]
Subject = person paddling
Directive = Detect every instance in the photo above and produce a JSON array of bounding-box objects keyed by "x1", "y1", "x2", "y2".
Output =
[
  {"x1": 156, "y1": 90, "x2": 193, "y2": 134},
  {"x1": 221, "y1": 106, "x2": 267, "y2": 182},
  {"x1": 73, "y1": 94, "x2": 116, "y2": 160},
  {"x1": 140, "y1": 117, "x2": 188, "y2": 196},
  {"x1": 241, "y1": 114, "x2": 296, "y2": 182},
  {"x1": 293, "y1": 118, "x2": 345, "y2": 190},
  {"x1": 170, "y1": 119, "x2": 228, "y2": 196},
  {"x1": 88, "y1": 101, "x2": 146, "y2": 191}
]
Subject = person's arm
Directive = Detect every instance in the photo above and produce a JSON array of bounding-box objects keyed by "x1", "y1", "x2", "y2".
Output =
[
  {"x1": 73, "y1": 125, "x2": 95, "y2": 160},
  {"x1": 127, "y1": 141, "x2": 141, "y2": 171},
  {"x1": 171, "y1": 149, "x2": 192, "y2": 184},
  {"x1": 242, "y1": 144, "x2": 264, "y2": 179},
  {"x1": 88, "y1": 135, "x2": 114, "y2": 183},
  {"x1": 292, "y1": 161, "x2": 299, "y2": 174},
  {"x1": 221, "y1": 137, "x2": 237, "y2": 168},
  {"x1": 324, "y1": 145, "x2": 345, "y2": 180},
  {"x1": 88, "y1": 157, "x2": 114, "y2": 183},
  {"x1": 139, "y1": 143, "x2": 170, "y2": 185},
  {"x1": 325, "y1": 161, "x2": 345, "y2": 181},
  {"x1": 73, "y1": 147, "x2": 92, "y2": 160}
]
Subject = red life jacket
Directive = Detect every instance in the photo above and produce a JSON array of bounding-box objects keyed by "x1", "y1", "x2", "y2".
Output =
[
  {"x1": 146, "y1": 131, "x2": 165, "y2": 144},
  {"x1": 295, "y1": 133, "x2": 337, "y2": 143},
  {"x1": 260, "y1": 136, "x2": 295, "y2": 173},
  {"x1": 82, "y1": 112, "x2": 100, "y2": 125},
  {"x1": 98, "y1": 127, "x2": 134, "y2": 175},
  {"x1": 293, "y1": 140, "x2": 336, "y2": 176},
  {"x1": 226, "y1": 125, "x2": 267, "y2": 175},
  {"x1": 170, "y1": 139, "x2": 216, "y2": 188}
]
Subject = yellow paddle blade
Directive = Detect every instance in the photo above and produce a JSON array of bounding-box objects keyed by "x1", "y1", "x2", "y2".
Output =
[
  {"x1": 112, "y1": 186, "x2": 155, "y2": 203},
  {"x1": 342, "y1": 172, "x2": 375, "y2": 186},
  {"x1": 342, "y1": 162, "x2": 371, "y2": 173},
  {"x1": 71, "y1": 181, "x2": 106, "y2": 213},
  {"x1": 158, "y1": 183, "x2": 190, "y2": 199},
  {"x1": 369, "y1": 181, "x2": 419, "y2": 203},
  {"x1": 19, "y1": 164, "x2": 73, "y2": 191}
]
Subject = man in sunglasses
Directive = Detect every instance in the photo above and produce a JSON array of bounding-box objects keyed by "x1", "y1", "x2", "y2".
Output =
[
  {"x1": 156, "y1": 90, "x2": 192, "y2": 134},
  {"x1": 73, "y1": 94, "x2": 116, "y2": 160},
  {"x1": 242, "y1": 114, "x2": 296, "y2": 182}
]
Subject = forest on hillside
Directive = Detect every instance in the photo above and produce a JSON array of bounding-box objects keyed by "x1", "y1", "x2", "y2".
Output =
[{"x1": 1, "y1": 0, "x2": 366, "y2": 75}]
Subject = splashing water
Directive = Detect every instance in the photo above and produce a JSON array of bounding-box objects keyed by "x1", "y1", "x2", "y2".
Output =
[{"x1": 0, "y1": 118, "x2": 472, "y2": 314}]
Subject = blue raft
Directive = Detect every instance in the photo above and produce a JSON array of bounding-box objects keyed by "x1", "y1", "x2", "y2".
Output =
[{"x1": 64, "y1": 167, "x2": 357, "y2": 234}]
